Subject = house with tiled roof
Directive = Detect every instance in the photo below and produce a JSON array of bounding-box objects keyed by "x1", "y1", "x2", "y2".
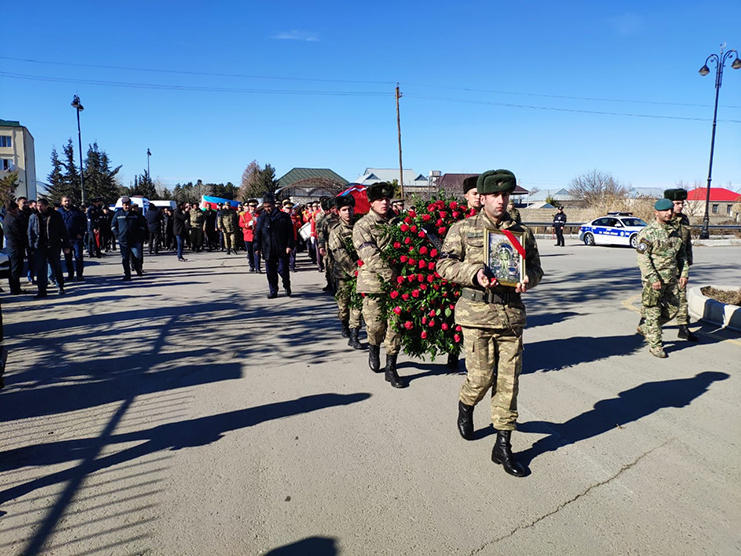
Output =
[
  {"x1": 685, "y1": 187, "x2": 741, "y2": 222},
  {"x1": 437, "y1": 173, "x2": 529, "y2": 202},
  {"x1": 275, "y1": 167, "x2": 348, "y2": 203}
]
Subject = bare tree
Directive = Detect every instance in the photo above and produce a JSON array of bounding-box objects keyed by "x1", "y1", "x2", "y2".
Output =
[{"x1": 239, "y1": 160, "x2": 260, "y2": 202}]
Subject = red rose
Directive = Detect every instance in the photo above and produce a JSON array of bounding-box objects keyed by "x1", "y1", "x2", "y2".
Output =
[
  {"x1": 422, "y1": 214, "x2": 431, "y2": 222},
  {"x1": 441, "y1": 323, "x2": 449, "y2": 330},
  {"x1": 396, "y1": 276, "x2": 405, "y2": 284},
  {"x1": 361, "y1": 292, "x2": 366, "y2": 297},
  {"x1": 401, "y1": 293, "x2": 409, "y2": 300},
  {"x1": 354, "y1": 270, "x2": 359, "y2": 277},
  {"x1": 390, "y1": 290, "x2": 399, "y2": 299},
  {"x1": 421, "y1": 316, "x2": 427, "y2": 324},
  {"x1": 452, "y1": 211, "x2": 460, "y2": 218},
  {"x1": 419, "y1": 246, "x2": 428, "y2": 255},
  {"x1": 427, "y1": 262, "x2": 435, "y2": 271},
  {"x1": 410, "y1": 225, "x2": 417, "y2": 233},
  {"x1": 455, "y1": 325, "x2": 462, "y2": 332},
  {"x1": 408, "y1": 210, "x2": 416, "y2": 218},
  {"x1": 404, "y1": 216, "x2": 412, "y2": 224},
  {"x1": 400, "y1": 223, "x2": 409, "y2": 232},
  {"x1": 404, "y1": 237, "x2": 411, "y2": 244},
  {"x1": 449, "y1": 304, "x2": 455, "y2": 310},
  {"x1": 429, "y1": 309, "x2": 436, "y2": 317},
  {"x1": 438, "y1": 227, "x2": 447, "y2": 235},
  {"x1": 436, "y1": 218, "x2": 443, "y2": 226},
  {"x1": 426, "y1": 274, "x2": 435, "y2": 283},
  {"x1": 418, "y1": 260, "x2": 427, "y2": 270},
  {"x1": 393, "y1": 241, "x2": 401, "y2": 248},
  {"x1": 408, "y1": 275, "x2": 416, "y2": 282},
  {"x1": 393, "y1": 306, "x2": 402, "y2": 315},
  {"x1": 357, "y1": 260, "x2": 364, "y2": 267},
  {"x1": 404, "y1": 321, "x2": 413, "y2": 330},
  {"x1": 400, "y1": 255, "x2": 408, "y2": 263},
  {"x1": 450, "y1": 201, "x2": 458, "y2": 209},
  {"x1": 428, "y1": 319, "x2": 435, "y2": 327},
  {"x1": 408, "y1": 257, "x2": 416, "y2": 265},
  {"x1": 412, "y1": 289, "x2": 420, "y2": 298},
  {"x1": 421, "y1": 331, "x2": 428, "y2": 339},
  {"x1": 433, "y1": 284, "x2": 440, "y2": 290},
  {"x1": 417, "y1": 273, "x2": 425, "y2": 282},
  {"x1": 454, "y1": 334, "x2": 461, "y2": 342},
  {"x1": 430, "y1": 248, "x2": 438, "y2": 257},
  {"x1": 427, "y1": 204, "x2": 435, "y2": 212},
  {"x1": 420, "y1": 284, "x2": 427, "y2": 291},
  {"x1": 439, "y1": 211, "x2": 448, "y2": 219},
  {"x1": 418, "y1": 231, "x2": 425, "y2": 238}
]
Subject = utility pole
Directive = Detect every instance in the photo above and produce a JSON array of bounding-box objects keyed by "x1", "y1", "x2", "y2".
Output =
[
  {"x1": 396, "y1": 83, "x2": 404, "y2": 199},
  {"x1": 71, "y1": 95, "x2": 85, "y2": 204},
  {"x1": 147, "y1": 148, "x2": 151, "y2": 180}
]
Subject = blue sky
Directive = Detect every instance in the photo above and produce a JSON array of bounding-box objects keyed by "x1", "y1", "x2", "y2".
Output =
[{"x1": 2, "y1": 0, "x2": 740, "y2": 193}]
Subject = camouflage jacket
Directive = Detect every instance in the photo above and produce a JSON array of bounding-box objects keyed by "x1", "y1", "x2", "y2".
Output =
[
  {"x1": 219, "y1": 210, "x2": 239, "y2": 233},
  {"x1": 317, "y1": 212, "x2": 339, "y2": 250},
  {"x1": 508, "y1": 207, "x2": 521, "y2": 224},
  {"x1": 437, "y1": 212, "x2": 543, "y2": 329},
  {"x1": 670, "y1": 213, "x2": 693, "y2": 266},
  {"x1": 636, "y1": 220, "x2": 688, "y2": 284},
  {"x1": 189, "y1": 209, "x2": 205, "y2": 228},
  {"x1": 353, "y1": 209, "x2": 396, "y2": 294},
  {"x1": 328, "y1": 219, "x2": 356, "y2": 281}
]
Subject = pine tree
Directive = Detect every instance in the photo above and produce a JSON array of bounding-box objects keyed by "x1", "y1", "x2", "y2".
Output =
[
  {"x1": 45, "y1": 148, "x2": 69, "y2": 203},
  {"x1": 62, "y1": 139, "x2": 82, "y2": 204}
]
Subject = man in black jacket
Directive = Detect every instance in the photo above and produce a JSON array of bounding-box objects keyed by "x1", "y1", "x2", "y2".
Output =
[
  {"x1": 28, "y1": 198, "x2": 70, "y2": 297},
  {"x1": 173, "y1": 203, "x2": 188, "y2": 261},
  {"x1": 4, "y1": 201, "x2": 26, "y2": 294},
  {"x1": 59, "y1": 196, "x2": 87, "y2": 281},
  {"x1": 553, "y1": 206, "x2": 567, "y2": 247},
  {"x1": 145, "y1": 204, "x2": 162, "y2": 255},
  {"x1": 111, "y1": 197, "x2": 147, "y2": 280},
  {"x1": 254, "y1": 194, "x2": 295, "y2": 298}
]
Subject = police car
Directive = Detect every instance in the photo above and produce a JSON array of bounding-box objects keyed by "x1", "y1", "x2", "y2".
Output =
[{"x1": 578, "y1": 212, "x2": 647, "y2": 248}]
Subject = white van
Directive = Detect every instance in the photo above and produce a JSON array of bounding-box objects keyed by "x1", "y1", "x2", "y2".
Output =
[
  {"x1": 149, "y1": 200, "x2": 176, "y2": 210},
  {"x1": 115, "y1": 196, "x2": 150, "y2": 214}
]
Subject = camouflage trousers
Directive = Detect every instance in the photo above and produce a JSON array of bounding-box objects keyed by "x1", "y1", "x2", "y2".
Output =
[
  {"x1": 336, "y1": 279, "x2": 361, "y2": 328},
  {"x1": 223, "y1": 232, "x2": 236, "y2": 251},
  {"x1": 675, "y1": 285, "x2": 689, "y2": 325},
  {"x1": 642, "y1": 281, "x2": 680, "y2": 348},
  {"x1": 362, "y1": 296, "x2": 401, "y2": 354},
  {"x1": 460, "y1": 326, "x2": 522, "y2": 431}
]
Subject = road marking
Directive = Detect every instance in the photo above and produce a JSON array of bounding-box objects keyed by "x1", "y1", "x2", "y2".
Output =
[{"x1": 622, "y1": 294, "x2": 741, "y2": 347}]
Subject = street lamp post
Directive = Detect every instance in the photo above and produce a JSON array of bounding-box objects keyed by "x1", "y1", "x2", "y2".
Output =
[
  {"x1": 697, "y1": 43, "x2": 741, "y2": 239},
  {"x1": 147, "y1": 148, "x2": 151, "y2": 179},
  {"x1": 71, "y1": 95, "x2": 85, "y2": 204}
]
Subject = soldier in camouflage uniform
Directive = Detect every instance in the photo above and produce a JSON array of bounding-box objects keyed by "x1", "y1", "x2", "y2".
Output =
[
  {"x1": 329, "y1": 195, "x2": 363, "y2": 350},
  {"x1": 353, "y1": 182, "x2": 405, "y2": 388},
  {"x1": 189, "y1": 207, "x2": 206, "y2": 252},
  {"x1": 666, "y1": 188, "x2": 698, "y2": 341},
  {"x1": 462, "y1": 175, "x2": 481, "y2": 212},
  {"x1": 507, "y1": 200, "x2": 522, "y2": 224},
  {"x1": 635, "y1": 198, "x2": 689, "y2": 358},
  {"x1": 317, "y1": 197, "x2": 339, "y2": 294},
  {"x1": 438, "y1": 169, "x2": 543, "y2": 477},
  {"x1": 219, "y1": 205, "x2": 239, "y2": 254}
]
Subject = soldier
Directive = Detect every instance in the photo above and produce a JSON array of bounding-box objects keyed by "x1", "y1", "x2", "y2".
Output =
[
  {"x1": 437, "y1": 169, "x2": 543, "y2": 477},
  {"x1": 189, "y1": 206, "x2": 206, "y2": 252},
  {"x1": 552, "y1": 206, "x2": 567, "y2": 246},
  {"x1": 635, "y1": 198, "x2": 689, "y2": 358},
  {"x1": 352, "y1": 182, "x2": 405, "y2": 388},
  {"x1": 219, "y1": 204, "x2": 239, "y2": 254},
  {"x1": 317, "y1": 198, "x2": 339, "y2": 294},
  {"x1": 462, "y1": 175, "x2": 481, "y2": 212},
  {"x1": 507, "y1": 200, "x2": 522, "y2": 224},
  {"x1": 329, "y1": 195, "x2": 363, "y2": 349},
  {"x1": 665, "y1": 188, "x2": 698, "y2": 342}
]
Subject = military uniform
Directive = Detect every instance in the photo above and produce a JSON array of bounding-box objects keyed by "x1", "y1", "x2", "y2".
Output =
[
  {"x1": 438, "y1": 169, "x2": 543, "y2": 477},
  {"x1": 329, "y1": 216, "x2": 361, "y2": 334},
  {"x1": 636, "y1": 200, "x2": 688, "y2": 357},
  {"x1": 353, "y1": 182, "x2": 404, "y2": 387},
  {"x1": 219, "y1": 208, "x2": 239, "y2": 254},
  {"x1": 318, "y1": 209, "x2": 339, "y2": 292},
  {"x1": 508, "y1": 206, "x2": 522, "y2": 224},
  {"x1": 189, "y1": 209, "x2": 206, "y2": 252}
]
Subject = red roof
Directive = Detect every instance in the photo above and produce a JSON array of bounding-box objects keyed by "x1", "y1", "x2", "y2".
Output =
[{"x1": 687, "y1": 187, "x2": 741, "y2": 202}]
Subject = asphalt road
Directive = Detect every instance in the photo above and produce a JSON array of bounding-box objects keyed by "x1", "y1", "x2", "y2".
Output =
[{"x1": 1, "y1": 240, "x2": 739, "y2": 555}]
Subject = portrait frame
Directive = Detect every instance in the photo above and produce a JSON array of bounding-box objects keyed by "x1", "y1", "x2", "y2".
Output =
[{"x1": 483, "y1": 229, "x2": 525, "y2": 287}]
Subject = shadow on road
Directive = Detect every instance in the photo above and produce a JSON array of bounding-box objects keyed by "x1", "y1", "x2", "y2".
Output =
[{"x1": 265, "y1": 536, "x2": 338, "y2": 555}]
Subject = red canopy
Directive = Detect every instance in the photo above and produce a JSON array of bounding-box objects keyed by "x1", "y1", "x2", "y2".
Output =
[{"x1": 337, "y1": 183, "x2": 370, "y2": 215}]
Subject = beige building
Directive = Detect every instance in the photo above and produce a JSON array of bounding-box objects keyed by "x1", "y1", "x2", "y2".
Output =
[{"x1": 0, "y1": 119, "x2": 37, "y2": 199}]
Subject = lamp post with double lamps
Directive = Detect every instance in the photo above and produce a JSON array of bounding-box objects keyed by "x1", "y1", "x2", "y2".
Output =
[
  {"x1": 71, "y1": 95, "x2": 86, "y2": 204},
  {"x1": 697, "y1": 43, "x2": 741, "y2": 239}
]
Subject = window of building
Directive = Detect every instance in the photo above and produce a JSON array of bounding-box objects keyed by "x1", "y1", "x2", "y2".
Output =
[
  {"x1": 0, "y1": 136, "x2": 12, "y2": 148},
  {"x1": 0, "y1": 158, "x2": 14, "y2": 171},
  {"x1": 711, "y1": 204, "x2": 719, "y2": 214},
  {"x1": 728, "y1": 204, "x2": 733, "y2": 215}
]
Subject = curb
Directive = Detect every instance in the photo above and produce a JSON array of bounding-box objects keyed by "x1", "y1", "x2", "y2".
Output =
[{"x1": 687, "y1": 285, "x2": 741, "y2": 332}]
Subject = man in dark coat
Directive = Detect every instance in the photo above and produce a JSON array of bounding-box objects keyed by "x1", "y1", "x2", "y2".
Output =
[
  {"x1": 173, "y1": 203, "x2": 188, "y2": 261},
  {"x1": 4, "y1": 201, "x2": 27, "y2": 294},
  {"x1": 85, "y1": 198, "x2": 103, "y2": 258},
  {"x1": 58, "y1": 196, "x2": 87, "y2": 281},
  {"x1": 28, "y1": 198, "x2": 70, "y2": 297},
  {"x1": 254, "y1": 194, "x2": 295, "y2": 298},
  {"x1": 553, "y1": 206, "x2": 567, "y2": 247},
  {"x1": 110, "y1": 197, "x2": 147, "y2": 280},
  {"x1": 145, "y1": 203, "x2": 162, "y2": 254}
]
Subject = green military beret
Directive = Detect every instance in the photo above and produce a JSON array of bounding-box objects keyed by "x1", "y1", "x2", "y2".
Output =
[
  {"x1": 462, "y1": 175, "x2": 479, "y2": 194},
  {"x1": 335, "y1": 194, "x2": 355, "y2": 208},
  {"x1": 654, "y1": 198, "x2": 673, "y2": 210},
  {"x1": 477, "y1": 169, "x2": 517, "y2": 195},
  {"x1": 367, "y1": 181, "x2": 394, "y2": 202}
]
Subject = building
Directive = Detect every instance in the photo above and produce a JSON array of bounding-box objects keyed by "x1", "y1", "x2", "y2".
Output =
[
  {"x1": 523, "y1": 187, "x2": 580, "y2": 208},
  {"x1": 436, "y1": 173, "x2": 529, "y2": 203},
  {"x1": 275, "y1": 168, "x2": 348, "y2": 204},
  {"x1": 355, "y1": 168, "x2": 432, "y2": 197},
  {"x1": 685, "y1": 187, "x2": 741, "y2": 222},
  {"x1": 0, "y1": 119, "x2": 37, "y2": 199}
]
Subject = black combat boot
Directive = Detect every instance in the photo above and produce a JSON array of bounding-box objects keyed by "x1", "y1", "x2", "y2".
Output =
[
  {"x1": 637, "y1": 316, "x2": 645, "y2": 336},
  {"x1": 341, "y1": 321, "x2": 350, "y2": 338},
  {"x1": 446, "y1": 353, "x2": 459, "y2": 372},
  {"x1": 491, "y1": 430, "x2": 527, "y2": 477},
  {"x1": 368, "y1": 344, "x2": 381, "y2": 372},
  {"x1": 348, "y1": 328, "x2": 363, "y2": 350},
  {"x1": 457, "y1": 401, "x2": 474, "y2": 440},
  {"x1": 677, "y1": 325, "x2": 698, "y2": 342},
  {"x1": 384, "y1": 354, "x2": 406, "y2": 388}
]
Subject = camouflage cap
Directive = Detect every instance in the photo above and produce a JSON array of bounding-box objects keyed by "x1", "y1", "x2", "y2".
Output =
[
  {"x1": 477, "y1": 169, "x2": 517, "y2": 195},
  {"x1": 335, "y1": 194, "x2": 355, "y2": 208},
  {"x1": 462, "y1": 175, "x2": 479, "y2": 194},
  {"x1": 654, "y1": 198, "x2": 673, "y2": 210},
  {"x1": 367, "y1": 181, "x2": 394, "y2": 202}
]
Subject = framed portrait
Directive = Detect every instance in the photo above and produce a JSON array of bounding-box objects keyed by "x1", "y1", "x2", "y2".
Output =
[{"x1": 484, "y1": 229, "x2": 525, "y2": 287}]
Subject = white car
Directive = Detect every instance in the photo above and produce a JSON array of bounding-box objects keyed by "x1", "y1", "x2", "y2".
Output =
[{"x1": 578, "y1": 213, "x2": 647, "y2": 248}]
